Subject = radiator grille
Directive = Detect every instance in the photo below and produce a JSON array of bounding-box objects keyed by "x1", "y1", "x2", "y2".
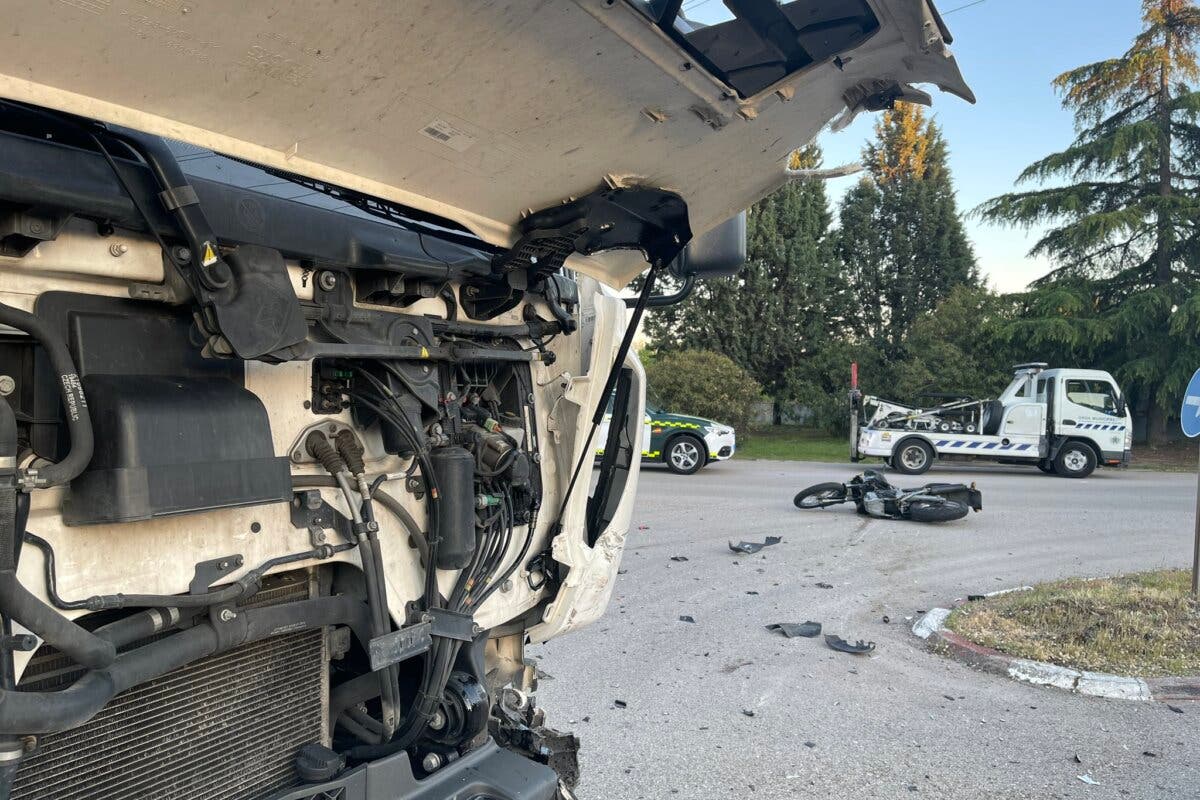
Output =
[{"x1": 12, "y1": 577, "x2": 329, "y2": 800}]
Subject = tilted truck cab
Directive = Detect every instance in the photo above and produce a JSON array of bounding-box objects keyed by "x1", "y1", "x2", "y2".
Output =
[
  {"x1": 854, "y1": 364, "x2": 1132, "y2": 478},
  {"x1": 0, "y1": 2, "x2": 971, "y2": 798}
]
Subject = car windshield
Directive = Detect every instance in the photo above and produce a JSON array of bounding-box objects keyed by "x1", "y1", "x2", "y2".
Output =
[{"x1": 627, "y1": 0, "x2": 881, "y2": 98}]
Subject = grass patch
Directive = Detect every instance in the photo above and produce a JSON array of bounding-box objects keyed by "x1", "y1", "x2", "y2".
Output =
[
  {"x1": 736, "y1": 426, "x2": 848, "y2": 462},
  {"x1": 946, "y1": 570, "x2": 1200, "y2": 677}
]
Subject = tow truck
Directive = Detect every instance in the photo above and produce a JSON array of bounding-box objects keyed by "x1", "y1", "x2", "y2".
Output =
[{"x1": 851, "y1": 364, "x2": 1133, "y2": 478}]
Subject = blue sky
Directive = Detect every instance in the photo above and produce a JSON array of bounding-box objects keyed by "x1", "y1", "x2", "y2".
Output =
[
  {"x1": 818, "y1": 0, "x2": 1146, "y2": 292},
  {"x1": 685, "y1": 0, "x2": 1150, "y2": 292}
]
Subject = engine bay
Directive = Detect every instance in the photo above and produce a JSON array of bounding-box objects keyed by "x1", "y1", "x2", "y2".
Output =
[{"x1": 0, "y1": 101, "x2": 671, "y2": 799}]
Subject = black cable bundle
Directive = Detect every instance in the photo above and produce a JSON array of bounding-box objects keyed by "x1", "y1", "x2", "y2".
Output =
[{"x1": 341, "y1": 358, "x2": 540, "y2": 759}]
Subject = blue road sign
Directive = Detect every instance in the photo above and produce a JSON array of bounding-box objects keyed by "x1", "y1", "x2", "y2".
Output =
[{"x1": 1182, "y1": 368, "x2": 1200, "y2": 438}]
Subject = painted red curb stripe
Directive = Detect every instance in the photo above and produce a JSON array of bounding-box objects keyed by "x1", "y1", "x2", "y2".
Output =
[{"x1": 924, "y1": 619, "x2": 1200, "y2": 704}]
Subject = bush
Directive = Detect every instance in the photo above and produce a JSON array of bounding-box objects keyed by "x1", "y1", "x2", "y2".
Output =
[{"x1": 643, "y1": 350, "x2": 765, "y2": 435}]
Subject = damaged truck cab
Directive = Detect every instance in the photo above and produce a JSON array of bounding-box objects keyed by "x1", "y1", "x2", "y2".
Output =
[{"x1": 0, "y1": 1, "x2": 971, "y2": 798}]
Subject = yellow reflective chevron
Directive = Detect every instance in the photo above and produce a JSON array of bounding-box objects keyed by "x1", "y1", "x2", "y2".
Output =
[
  {"x1": 642, "y1": 450, "x2": 661, "y2": 458},
  {"x1": 651, "y1": 420, "x2": 702, "y2": 429}
]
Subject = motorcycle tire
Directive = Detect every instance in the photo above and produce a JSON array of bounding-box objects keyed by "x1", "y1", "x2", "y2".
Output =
[
  {"x1": 794, "y1": 483, "x2": 848, "y2": 509},
  {"x1": 907, "y1": 498, "x2": 969, "y2": 523}
]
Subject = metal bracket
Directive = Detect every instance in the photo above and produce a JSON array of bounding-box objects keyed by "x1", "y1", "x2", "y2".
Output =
[
  {"x1": 189, "y1": 554, "x2": 244, "y2": 595},
  {"x1": 288, "y1": 420, "x2": 357, "y2": 466},
  {"x1": 367, "y1": 620, "x2": 433, "y2": 672},
  {"x1": 289, "y1": 489, "x2": 354, "y2": 547},
  {"x1": 424, "y1": 608, "x2": 479, "y2": 642}
]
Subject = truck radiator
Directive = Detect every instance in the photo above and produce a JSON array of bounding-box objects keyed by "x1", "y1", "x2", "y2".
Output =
[{"x1": 11, "y1": 574, "x2": 329, "y2": 800}]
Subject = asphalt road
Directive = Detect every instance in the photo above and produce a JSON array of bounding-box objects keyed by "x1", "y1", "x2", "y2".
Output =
[{"x1": 532, "y1": 459, "x2": 1199, "y2": 800}]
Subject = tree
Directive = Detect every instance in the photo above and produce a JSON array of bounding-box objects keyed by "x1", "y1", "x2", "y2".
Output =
[
  {"x1": 839, "y1": 103, "x2": 979, "y2": 353},
  {"x1": 645, "y1": 145, "x2": 846, "y2": 421},
  {"x1": 643, "y1": 350, "x2": 765, "y2": 435},
  {"x1": 891, "y1": 285, "x2": 1021, "y2": 402},
  {"x1": 978, "y1": 0, "x2": 1200, "y2": 442}
]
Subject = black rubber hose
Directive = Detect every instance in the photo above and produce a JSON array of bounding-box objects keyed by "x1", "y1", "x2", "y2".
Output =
[
  {"x1": 0, "y1": 621, "x2": 214, "y2": 734},
  {"x1": 21, "y1": 532, "x2": 88, "y2": 610},
  {"x1": 306, "y1": 432, "x2": 347, "y2": 476},
  {"x1": 0, "y1": 574, "x2": 115, "y2": 670},
  {"x1": 0, "y1": 594, "x2": 368, "y2": 735},
  {"x1": 92, "y1": 607, "x2": 184, "y2": 649},
  {"x1": 334, "y1": 430, "x2": 367, "y2": 477},
  {"x1": 0, "y1": 301, "x2": 93, "y2": 488}
]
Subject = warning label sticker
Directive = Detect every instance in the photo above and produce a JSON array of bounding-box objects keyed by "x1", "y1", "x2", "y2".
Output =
[{"x1": 419, "y1": 118, "x2": 476, "y2": 153}]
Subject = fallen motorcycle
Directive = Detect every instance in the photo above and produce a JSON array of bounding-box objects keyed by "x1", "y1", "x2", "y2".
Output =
[{"x1": 793, "y1": 469, "x2": 982, "y2": 522}]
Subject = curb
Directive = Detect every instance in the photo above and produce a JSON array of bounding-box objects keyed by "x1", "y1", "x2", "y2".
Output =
[{"x1": 913, "y1": 606, "x2": 1200, "y2": 704}]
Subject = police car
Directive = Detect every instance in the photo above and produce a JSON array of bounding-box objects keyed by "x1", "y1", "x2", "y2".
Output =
[{"x1": 599, "y1": 402, "x2": 736, "y2": 475}]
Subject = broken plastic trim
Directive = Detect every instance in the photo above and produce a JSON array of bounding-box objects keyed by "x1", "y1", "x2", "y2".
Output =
[
  {"x1": 494, "y1": 186, "x2": 692, "y2": 279},
  {"x1": 824, "y1": 635, "x2": 875, "y2": 655}
]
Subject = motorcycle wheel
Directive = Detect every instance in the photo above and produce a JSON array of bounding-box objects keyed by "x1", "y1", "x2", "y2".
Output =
[
  {"x1": 794, "y1": 483, "x2": 848, "y2": 509},
  {"x1": 907, "y1": 499, "x2": 969, "y2": 523}
]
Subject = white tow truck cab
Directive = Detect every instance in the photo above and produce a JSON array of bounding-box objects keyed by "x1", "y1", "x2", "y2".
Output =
[{"x1": 852, "y1": 364, "x2": 1133, "y2": 478}]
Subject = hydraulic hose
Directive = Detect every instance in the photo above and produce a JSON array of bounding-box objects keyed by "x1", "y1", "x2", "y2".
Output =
[
  {"x1": 35, "y1": 542, "x2": 353, "y2": 613},
  {"x1": 0, "y1": 301, "x2": 93, "y2": 488},
  {"x1": 0, "y1": 593, "x2": 368, "y2": 735}
]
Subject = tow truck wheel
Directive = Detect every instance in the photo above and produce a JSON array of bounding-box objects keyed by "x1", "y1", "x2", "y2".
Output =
[
  {"x1": 892, "y1": 439, "x2": 933, "y2": 475},
  {"x1": 1054, "y1": 442, "x2": 1096, "y2": 478},
  {"x1": 665, "y1": 435, "x2": 705, "y2": 475}
]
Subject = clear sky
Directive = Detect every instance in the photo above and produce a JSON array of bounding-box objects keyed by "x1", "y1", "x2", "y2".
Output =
[{"x1": 816, "y1": 0, "x2": 1147, "y2": 292}]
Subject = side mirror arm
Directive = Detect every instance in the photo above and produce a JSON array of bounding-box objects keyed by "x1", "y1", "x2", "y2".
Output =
[{"x1": 625, "y1": 274, "x2": 695, "y2": 308}]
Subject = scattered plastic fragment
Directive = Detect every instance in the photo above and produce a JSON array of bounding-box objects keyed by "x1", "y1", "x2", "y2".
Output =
[
  {"x1": 766, "y1": 621, "x2": 822, "y2": 639},
  {"x1": 679, "y1": 615, "x2": 696, "y2": 623},
  {"x1": 614, "y1": 699, "x2": 627, "y2": 709},
  {"x1": 728, "y1": 536, "x2": 782, "y2": 554},
  {"x1": 746, "y1": 590, "x2": 759, "y2": 595},
  {"x1": 824, "y1": 634, "x2": 875, "y2": 654},
  {"x1": 804, "y1": 741, "x2": 816, "y2": 749},
  {"x1": 1143, "y1": 751, "x2": 1159, "y2": 758},
  {"x1": 967, "y1": 594, "x2": 985, "y2": 601},
  {"x1": 1076, "y1": 775, "x2": 1099, "y2": 786},
  {"x1": 1167, "y1": 705, "x2": 1185, "y2": 714},
  {"x1": 637, "y1": 525, "x2": 649, "y2": 530},
  {"x1": 741, "y1": 709, "x2": 755, "y2": 717},
  {"x1": 815, "y1": 582, "x2": 834, "y2": 589},
  {"x1": 882, "y1": 615, "x2": 891, "y2": 624},
  {"x1": 669, "y1": 556, "x2": 689, "y2": 562}
]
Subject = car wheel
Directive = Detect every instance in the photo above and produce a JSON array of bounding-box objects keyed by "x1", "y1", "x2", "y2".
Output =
[
  {"x1": 892, "y1": 439, "x2": 933, "y2": 475},
  {"x1": 1054, "y1": 441, "x2": 1096, "y2": 478},
  {"x1": 665, "y1": 435, "x2": 705, "y2": 475}
]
